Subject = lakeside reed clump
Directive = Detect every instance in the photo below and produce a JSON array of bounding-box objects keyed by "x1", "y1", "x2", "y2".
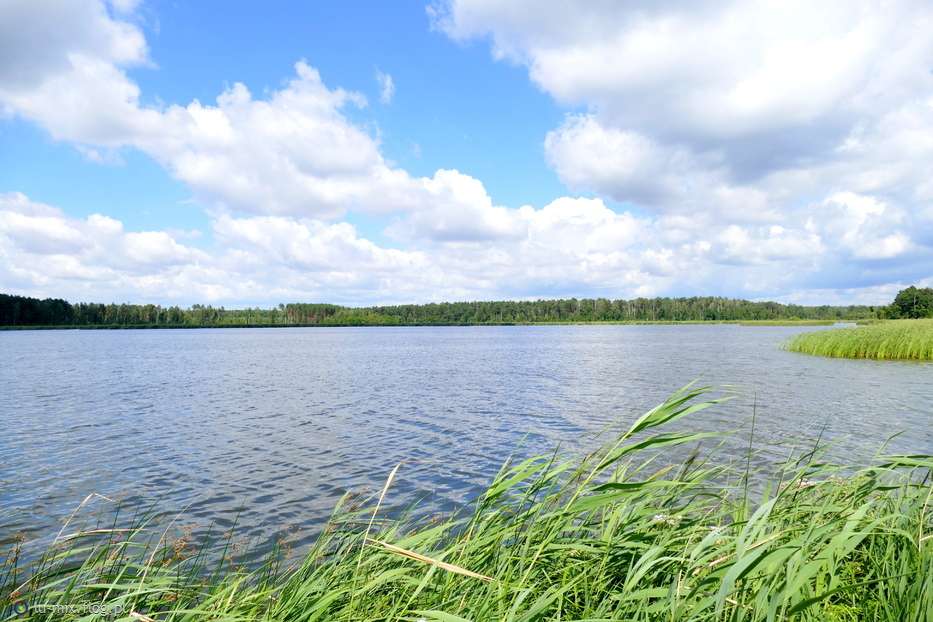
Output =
[
  {"x1": 787, "y1": 319, "x2": 933, "y2": 361},
  {"x1": 3, "y1": 386, "x2": 932, "y2": 621}
]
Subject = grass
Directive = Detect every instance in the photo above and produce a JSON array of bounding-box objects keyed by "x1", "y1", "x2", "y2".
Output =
[
  {"x1": 787, "y1": 319, "x2": 933, "y2": 361},
  {"x1": 737, "y1": 320, "x2": 845, "y2": 326},
  {"x1": 3, "y1": 385, "x2": 931, "y2": 621}
]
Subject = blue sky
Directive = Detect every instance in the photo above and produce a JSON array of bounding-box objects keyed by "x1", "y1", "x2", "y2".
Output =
[
  {"x1": 0, "y1": 1, "x2": 931, "y2": 305},
  {"x1": 0, "y1": 1, "x2": 568, "y2": 235},
  {"x1": 133, "y1": 1, "x2": 571, "y2": 209}
]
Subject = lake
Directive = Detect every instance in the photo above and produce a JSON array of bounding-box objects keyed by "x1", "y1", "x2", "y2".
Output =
[{"x1": 2, "y1": 325, "x2": 931, "y2": 557}]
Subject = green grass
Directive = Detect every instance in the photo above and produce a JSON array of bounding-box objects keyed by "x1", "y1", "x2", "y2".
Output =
[
  {"x1": 3, "y1": 385, "x2": 931, "y2": 621},
  {"x1": 787, "y1": 319, "x2": 933, "y2": 361},
  {"x1": 737, "y1": 320, "x2": 844, "y2": 326}
]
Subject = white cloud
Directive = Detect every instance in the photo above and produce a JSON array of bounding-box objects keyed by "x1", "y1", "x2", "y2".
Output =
[
  {"x1": 435, "y1": 1, "x2": 931, "y2": 142},
  {"x1": 0, "y1": 192, "x2": 685, "y2": 303},
  {"x1": 543, "y1": 115, "x2": 777, "y2": 220},
  {"x1": 717, "y1": 224, "x2": 822, "y2": 266},
  {"x1": 808, "y1": 192, "x2": 912, "y2": 261},
  {"x1": 433, "y1": 0, "x2": 933, "y2": 293},
  {"x1": 0, "y1": 192, "x2": 207, "y2": 297},
  {"x1": 0, "y1": 0, "x2": 147, "y2": 91},
  {"x1": 1, "y1": 1, "x2": 931, "y2": 305},
  {"x1": 387, "y1": 169, "x2": 527, "y2": 242},
  {"x1": 2, "y1": 189, "x2": 928, "y2": 305},
  {"x1": 144, "y1": 66, "x2": 405, "y2": 219},
  {"x1": 0, "y1": 3, "x2": 482, "y2": 221},
  {"x1": 212, "y1": 214, "x2": 425, "y2": 274},
  {"x1": 376, "y1": 69, "x2": 395, "y2": 104}
]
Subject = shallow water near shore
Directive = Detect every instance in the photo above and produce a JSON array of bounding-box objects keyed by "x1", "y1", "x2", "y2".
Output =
[{"x1": 2, "y1": 325, "x2": 931, "y2": 558}]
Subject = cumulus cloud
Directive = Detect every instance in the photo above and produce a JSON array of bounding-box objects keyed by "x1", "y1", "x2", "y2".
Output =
[
  {"x1": 0, "y1": 0, "x2": 147, "y2": 92},
  {"x1": 465, "y1": 0, "x2": 933, "y2": 207},
  {"x1": 0, "y1": 47, "x2": 418, "y2": 218},
  {"x1": 5, "y1": 189, "x2": 886, "y2": 306},
  {"x1": 434, "y1": 1, "x2": 931, "y2": 142},
  {"x1": 4, "y1": 186, "x2": 928, "y2": 305},
  {"x1": 435, "y1": 1, "x2": 933, "y2": 180},
  {"x1": 0, "y1": 192, "x2": 207, "y2": 299},
  {"x1": 1, "y1": 1, "x2": 931, "y2": 304},
  {"x1": 0, "y1": 2, "x2": 491, "y2": 221},
  {"x1": 0, "y1": 191, "x2": 703, "y2": 303},
  {"x1": 543, "y1": 115, "x2": 777, "y2": 221},
  {"x1": 808, "y1": 193, "x2": 911, "y2": 261},
  {"x1": 433, "y1": 0, "x2": 933, "y2": 294}
]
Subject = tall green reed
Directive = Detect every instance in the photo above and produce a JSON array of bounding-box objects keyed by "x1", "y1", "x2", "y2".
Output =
[
  {"x1": 3, "y1": 384, "x2": 931, "y2": 621},
  {"x1": 787, "y1": 319, "x2": 933, "y2": 361}
]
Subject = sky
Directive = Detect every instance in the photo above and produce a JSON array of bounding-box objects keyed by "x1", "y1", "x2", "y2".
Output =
[{"x1": 1, "y1": 0, "x2": 932, "y2": 307}]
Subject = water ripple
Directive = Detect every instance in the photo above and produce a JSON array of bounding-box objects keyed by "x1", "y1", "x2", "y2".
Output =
[{"x1": 1, "y1": 325, "x2": 930, "y2": 559}]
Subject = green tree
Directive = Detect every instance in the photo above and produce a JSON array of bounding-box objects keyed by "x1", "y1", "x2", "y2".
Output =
[{"x1": 889, "y1": 286, "x2": 933, "y2": 318}]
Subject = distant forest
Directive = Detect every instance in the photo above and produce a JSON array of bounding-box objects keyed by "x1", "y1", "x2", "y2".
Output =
[{"x1": 0, "y1": 291, "x2": 907, "y2": 328}]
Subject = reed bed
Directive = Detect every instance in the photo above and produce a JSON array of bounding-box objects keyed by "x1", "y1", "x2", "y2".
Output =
[
  {"x1": 3, "y1": 386, "x2": 931, "y2": 621},
  {"x1": 787, "y1": 319, "x2": 933, "y2": 361}
]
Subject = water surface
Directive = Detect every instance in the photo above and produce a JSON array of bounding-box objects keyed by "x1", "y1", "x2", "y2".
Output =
[{"x1": 2, "y1": 325, "x2": 930, "y2": 555}]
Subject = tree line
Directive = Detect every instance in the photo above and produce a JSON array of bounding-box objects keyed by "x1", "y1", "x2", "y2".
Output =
[
  {"x1": 0, "y1": 296, "x2": 399, "y2": 327},
  {"x1": 4, "y1": 290, "x2": 921, "y2": 327},
  {"x1": 366, "y1": 297, "x2": 880, "y2": 324}
]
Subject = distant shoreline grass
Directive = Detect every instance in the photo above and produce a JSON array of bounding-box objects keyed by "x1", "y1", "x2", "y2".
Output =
[
  {"x1": 3, "y1": 386, "x2": 931, "y2": 620},
  {"x1": 787, "y1": 319, "x2": 933, "y2": 361},
  {"x1": 0, "y1": 319, "x2": 858, "y2": 331},
  {"x1": 736, "y1": 319, "x2": 849, "y2": 326}
]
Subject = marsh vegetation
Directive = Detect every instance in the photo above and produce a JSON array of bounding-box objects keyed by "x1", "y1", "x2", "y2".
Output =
[
  {"x1": 4, "y1": 387, "x2": 931, "y2": 621},
  {"x1": 787, "y1": 319, "x2": 933, "y2": 361}
]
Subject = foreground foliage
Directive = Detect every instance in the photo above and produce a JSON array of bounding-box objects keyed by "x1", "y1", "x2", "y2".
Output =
[
  {"x1": 3, "y1": 386, "x2": 932, "y2": 621},
  {"x1": 787, "y1": 319, "x2": 933, "y2": 361}
]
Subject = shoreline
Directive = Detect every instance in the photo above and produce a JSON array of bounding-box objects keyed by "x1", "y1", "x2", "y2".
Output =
[{"x1": 0, "y1": 319, "x2": 861, "y2": 331}]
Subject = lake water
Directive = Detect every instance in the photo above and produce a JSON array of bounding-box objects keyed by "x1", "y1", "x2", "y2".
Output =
[{"x1": 2, "y1": 325, "x2": 931, "y2": 557}]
